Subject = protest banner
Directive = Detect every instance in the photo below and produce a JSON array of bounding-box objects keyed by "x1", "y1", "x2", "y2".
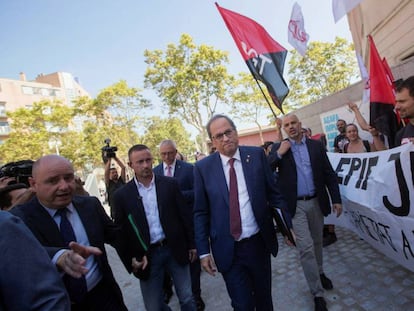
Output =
[{"x1": 326, "y1": 143, "x2": 414, "y2": 271}]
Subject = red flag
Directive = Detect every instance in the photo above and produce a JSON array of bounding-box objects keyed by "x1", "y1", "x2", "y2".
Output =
[
  {"x1": 368, "y1": 35, "x2": 400, "y2": 147},
  {"x1": 216, "y1": 3, "x2": 289, "y2": 113}
]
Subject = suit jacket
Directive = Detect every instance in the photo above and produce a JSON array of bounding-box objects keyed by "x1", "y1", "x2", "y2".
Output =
[
  {"x1": 112, "y1": 175, "x2": 195, "y2": 279},
  {"x1": 193, "y1": 146, "x2": 286, "y2": 273},
  {"x1": 11, "y1": 196, "x2": 125, "y2": 304},
  {"x1": 153, "y1": 159, "x2": 194, "y2": 206},
  {"x1": 0, "y1": 211, "x2": 70, "y2": 311},
  {"x1": 268, "y1": 138, "x2": 341, "y2": 218}
]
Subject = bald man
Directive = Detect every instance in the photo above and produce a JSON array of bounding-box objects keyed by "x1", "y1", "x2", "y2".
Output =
[
  {"x1": 11, "y1": 155, "x2": 128, "y2": 310},
  {"x1": 268, "y1": 114, "x2": 342, "y2": 311}
]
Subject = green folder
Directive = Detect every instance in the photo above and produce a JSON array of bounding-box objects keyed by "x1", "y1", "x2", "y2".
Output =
[{"x1": 127, "y1": 214, "x2": 148, "y2": 252}]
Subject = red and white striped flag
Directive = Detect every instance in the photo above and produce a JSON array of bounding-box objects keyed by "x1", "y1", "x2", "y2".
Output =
[{"x1": 287, "y1": 2, "x2": 309, "y2": 56}]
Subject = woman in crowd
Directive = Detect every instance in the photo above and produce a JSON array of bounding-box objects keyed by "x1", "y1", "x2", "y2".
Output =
[{"x1": 343, "y1": 123, "x2": 386, "y2": 153}]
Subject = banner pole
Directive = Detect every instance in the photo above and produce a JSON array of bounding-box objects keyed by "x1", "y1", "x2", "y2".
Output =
[{"x1": 252, "y1": 77, "x2": 282, "y2": 119}]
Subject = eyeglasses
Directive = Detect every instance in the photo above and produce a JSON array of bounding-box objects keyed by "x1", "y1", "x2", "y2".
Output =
[
  {"x1": 212, "y1": 129, "x2": 235, "y2": 141},
  {"x1": 160, "y1": 151, "x2": 176, "y2": 157}
]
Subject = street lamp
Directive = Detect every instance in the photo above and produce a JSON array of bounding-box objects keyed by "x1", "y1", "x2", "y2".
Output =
[{"x1": 48, "y1": 138, "x2": 62, "y2": 155}]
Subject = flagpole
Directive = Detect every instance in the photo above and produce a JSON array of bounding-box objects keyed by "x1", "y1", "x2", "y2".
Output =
[{"x1": 252, "y1": 77, "x2": 282, "y2": 118}]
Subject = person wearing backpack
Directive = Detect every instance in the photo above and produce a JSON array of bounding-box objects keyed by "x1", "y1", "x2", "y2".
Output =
[{"x1": 343, "y1": 123, "x2": 385, "y2": 153}]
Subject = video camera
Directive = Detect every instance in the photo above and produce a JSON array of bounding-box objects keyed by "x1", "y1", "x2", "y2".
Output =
[
  {"x1": 0, "y1": 160, "x2": 34, "y2": 187},
  {"x1": 101, "y1": 138, "x2": 118, "y2": 162}
]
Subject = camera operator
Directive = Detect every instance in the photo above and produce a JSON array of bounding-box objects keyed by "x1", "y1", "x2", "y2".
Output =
[
  {"x1": 0, "y1": 160, "x2": 35, "y2": 210},
  {"x1": 104, "y1": 155, "x2": 126, "y2": 219},
  {"x1": 0, "y1": 177, "x2": 28, "y2": 210}
]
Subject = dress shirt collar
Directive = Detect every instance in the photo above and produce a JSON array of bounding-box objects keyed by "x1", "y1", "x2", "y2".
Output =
[
  {"x1": 288, "y1": 135, "x2": 307, "y2": 145},
  {"x1": 42, "y1": 202, "x2": 75, "y2": 218},
  {"x1": 219, "y1": 148, "x2": 241, "y2": 166},
  {"x1": 163, "y1": 160, "x2": 176, "y2": 171},
  {"x1": 133, "y1": 174, "x2": 155, "y2": 190}
]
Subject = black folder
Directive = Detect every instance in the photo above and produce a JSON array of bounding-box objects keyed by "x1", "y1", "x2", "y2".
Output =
[{"x1": 272, "y1": 207, "x2": 295, "y2": 246}]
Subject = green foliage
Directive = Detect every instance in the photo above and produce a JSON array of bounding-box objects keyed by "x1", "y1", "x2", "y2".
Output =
[
  {"x1": 0, "y1": 100, "x2": 75, "y2": 164},
  {"x1": 144, "y1": 34, "x2": 234, "y2": 153},
  {"x1": 140, "y1": 117, "x2": 195, "y2": 163},
  {"x1": 231, "y1": 72, "x2": 278, "y2": 139},
  {"x1": 285, "y1": 37, "x2": 359, "y2": 111},
  {"x1": 71, "y1": 80, "x2": 148, "y2": 168},
  {"x1": 0, "y1": 81, "x2": 146, "y2": 171}
]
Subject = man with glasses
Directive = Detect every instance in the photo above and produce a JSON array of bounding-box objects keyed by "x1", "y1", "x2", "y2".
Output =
[
  {"x1": 153, "y1": 140, "x2": 205, "y2": 310},
  {"x1": 193, "y1": 114, "x2": 288, "y2": 310}
]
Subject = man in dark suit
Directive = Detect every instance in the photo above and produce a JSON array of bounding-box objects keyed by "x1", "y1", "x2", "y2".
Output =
[
  {"x1": 268, "y1": 113, "x2": 342, "y2": 311},
  {"x1": 11, "y1": 154, "x2": 128, "y2": 311},
  {"x1": 0, "y1": 210, "x2": 71, "y2": 310},
  {"x1": 153, "y1": 139, "x2": 194, "y2": 206},
  {"x1": 153, "y1": 139, "x2": 204, "y2": 310},
  {"x1": 193, "y1": 114, "x2": 288, "y2": 310},
  {"x1": 112, "y1": 144, "x2": 196, "y2": 311}
]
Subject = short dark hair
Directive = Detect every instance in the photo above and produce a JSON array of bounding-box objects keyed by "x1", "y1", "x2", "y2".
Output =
[
  {"x1": 0, "y1": 183, "x2": 27, "y2": 210},
  {"x1": 206, "y1": 114, "x2": 237, "y2": 140},
  {"x1": 128, "y1": 144, "x2": 150, "y2": 159},
  {"x1": 395, "y1": 76, "x2": 414, "y2": 97}
]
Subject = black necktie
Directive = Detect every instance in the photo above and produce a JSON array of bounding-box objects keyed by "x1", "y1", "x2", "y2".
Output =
[
  {"x1": 56, "y1": 208, "x2": 87, "y2": 304},
  {"x1": 229, "y1": 158, "x2": 242, "y2": 240}
]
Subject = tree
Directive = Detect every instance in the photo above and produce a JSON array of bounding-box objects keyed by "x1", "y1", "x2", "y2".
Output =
[
  {"x1": 141, "y1": 117, "x2": 195, "y2": 162},
  {"x1": 72, "y1": 80, "x2": 148, "y2": 167},
  {"x1": 144, "y1": 34, "x2": 234, "y2": 153},
  {"x1": 0, "y1": 80, "x2": 148, "y2": 170},
  {"x1": 0, "y1": 100, "x2": 78, "y2": 164},
  {"x1": 286, "y1": 37, "x2": 359, "y2": 110},
  {"x1": 230, "y1": 72, "x2": 278, "y2": 144}
]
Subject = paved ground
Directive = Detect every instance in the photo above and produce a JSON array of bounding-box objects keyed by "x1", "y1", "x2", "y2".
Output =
[{"x1": 106, "y1": 226, "x2": 414, "y2": 310}]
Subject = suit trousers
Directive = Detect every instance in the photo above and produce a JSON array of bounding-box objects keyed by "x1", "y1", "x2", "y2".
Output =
[
  {"x1": 71, "y1": 277, "x2": 128, "y2": 311},
  {"x1": 292, "y1": 198, "x2": 325, "y2": 297},
  {"x1": 222, "y1": 233, "x2": 273, "y2": 311}
]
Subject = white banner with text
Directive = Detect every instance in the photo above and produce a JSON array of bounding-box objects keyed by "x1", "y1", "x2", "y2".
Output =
[{"x1": 325, "y1": 143, "x2": 414, "y2": 272}]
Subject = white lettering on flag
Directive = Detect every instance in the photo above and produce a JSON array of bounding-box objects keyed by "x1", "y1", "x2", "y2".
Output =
[{"x1": 287, "y1": 2, "x2": 309, "y2": 56}]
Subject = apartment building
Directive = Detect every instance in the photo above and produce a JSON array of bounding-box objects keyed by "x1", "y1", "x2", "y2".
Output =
[{"x1": 0, "y1": 71, "x2": 90, "y2": 143}]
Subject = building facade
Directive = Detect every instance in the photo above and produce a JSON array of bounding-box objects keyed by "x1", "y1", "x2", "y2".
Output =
[
  {"x1": 238, "y1": 0, "x2": 414, "y2": 150},
  {"x1": 0, "y1": 72, "x2": 89, "y2": 143}
]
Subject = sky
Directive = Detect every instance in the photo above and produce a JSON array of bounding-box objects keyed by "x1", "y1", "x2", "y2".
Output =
[{"x1": 0, "y1": 0, "x2": 353, "y2": 129}]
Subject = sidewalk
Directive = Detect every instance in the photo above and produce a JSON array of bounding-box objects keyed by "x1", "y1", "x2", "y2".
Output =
[{"x1": 107, "y1": 226, "x2": 414, "y2": 310}]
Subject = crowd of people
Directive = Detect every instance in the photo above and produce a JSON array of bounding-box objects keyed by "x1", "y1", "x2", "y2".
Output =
[{"x1": 0, "y1": 76, "x2": 412, "y2": 311}]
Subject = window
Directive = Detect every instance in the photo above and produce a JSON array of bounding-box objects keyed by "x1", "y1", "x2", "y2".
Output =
[
  {"x1": 21, "y1": 86, "x2": 33, "y2": 95},
  {"x1": 0, "y1": 121, "x2": 10, "y2": 134},
  {"x1": 0, "y1": 102, "x2": 5, "y2": 117}
]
